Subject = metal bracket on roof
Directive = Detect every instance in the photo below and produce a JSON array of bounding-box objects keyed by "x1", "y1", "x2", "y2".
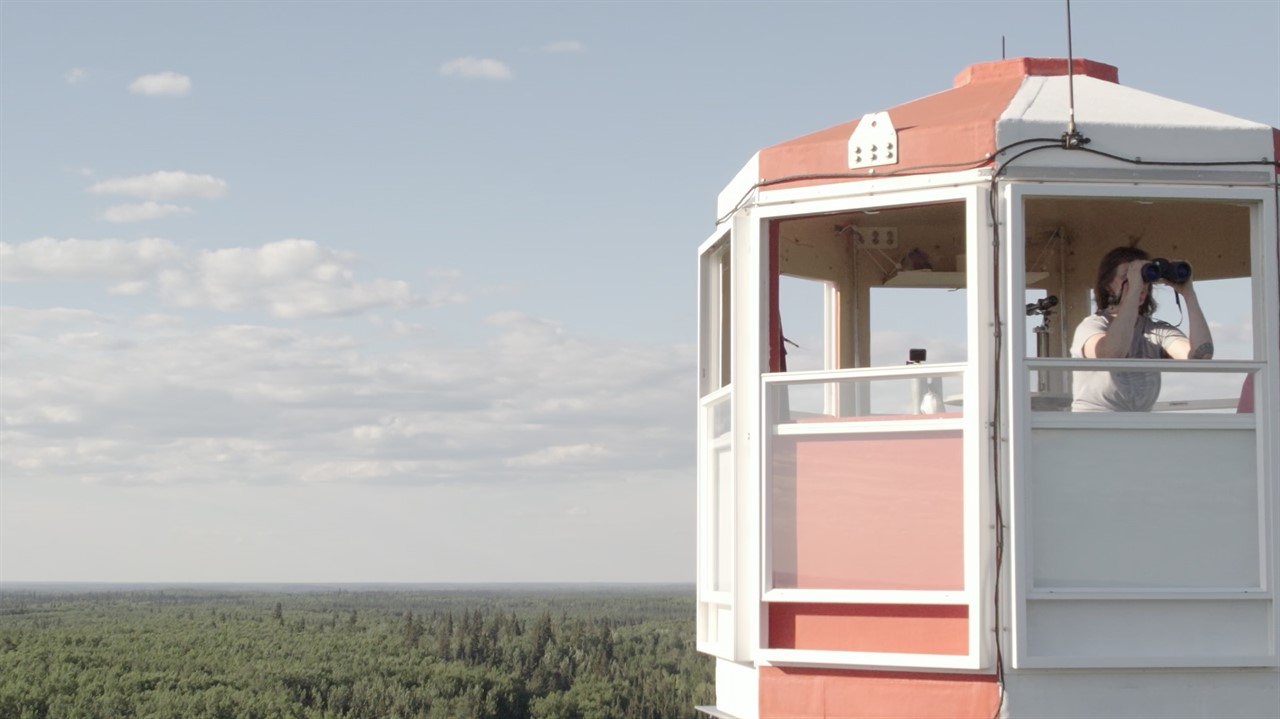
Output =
[{"x1": 848, "y1": 112, "x2": 898, "y2": 170}]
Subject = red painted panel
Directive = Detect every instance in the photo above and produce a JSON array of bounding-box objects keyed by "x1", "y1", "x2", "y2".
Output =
[
  {"x1": 768, "y1": 603, "x2": 968, "y2": 655},
  {"x1": 760, "y1": 666, "x2": 999, "y2": 719},
  {"x1": 757, "y1": 76, "x2": 1024, "y2": 191},
  {"x1": 771, "y1": 430, "x2": 964, "y2": 590},
  {"x1": 1237, "y1": 372, "x2": 1255, "y2": 414}
]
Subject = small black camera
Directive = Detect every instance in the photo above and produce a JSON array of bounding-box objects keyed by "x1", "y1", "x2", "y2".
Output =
[
  {"x1": 1026, "y1": 295, "x2": 1059, "y2": 316},
  {"x1": 1140, "y1": 258, "x2": 1192, "y2": 284}
]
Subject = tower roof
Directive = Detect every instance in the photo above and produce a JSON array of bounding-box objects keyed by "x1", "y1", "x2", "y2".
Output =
[{"x1": 750, "y1": 57, "x2": 1278, "y2": 194}]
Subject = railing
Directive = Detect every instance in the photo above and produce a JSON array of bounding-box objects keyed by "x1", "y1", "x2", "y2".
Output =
[
  {"x1": 1022, "y1": 358, "x2": 1262, "y2": 424},
  {"x1": 763, "y1": 363, "x2": 968, "y2": 428}
]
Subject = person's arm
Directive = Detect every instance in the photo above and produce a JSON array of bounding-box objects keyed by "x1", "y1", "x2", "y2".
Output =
[
  {"x1": 1082, "y1": 260, "x2": 1145, "y2": 358},
  {"x1": 1164, "y1": 277, "x2": 1213, "y2": 359}
]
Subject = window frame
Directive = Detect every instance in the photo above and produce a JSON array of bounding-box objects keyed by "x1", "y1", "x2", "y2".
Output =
[
  {"x1": 1003, "y1": 182, "x2": 1279, "y2": 669},
  {"x1": 753, "y1": 184, "x2": 995, "y2": 671}
]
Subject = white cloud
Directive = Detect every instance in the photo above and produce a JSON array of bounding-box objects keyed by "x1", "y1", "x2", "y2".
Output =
[
  {"x1": 156, "y1": 239, "x2": 415, "y2": 318},
  {"x1": 2, "y1": 404, "x2": 83, "y2": 427},
  {"x1": 0, "y1": 237, "x2": 181, "y2": 282},
  {"x1": 506, "y1": 443, "x2": 610, "y2": 467},
  {"x1": 1209, "y1": 318, "x2": 1254, "y2": 360},
  {"x1": 133, "y1": 313, "x2": 186, "y2": 329},
  {"x1": 439, "y1": 56, "x2": 513, "y2": 81},
  {"x1": 102, "y1": 201, "x2": 194, "y2": 224},
  {"x1": 0, "y1": 309, "x2": 694, "y2": 489},
  {"x1": 0, "y1": 304, "x2": 696, "y2": 582},
  {"x1": 369, "y1": 314, "x2": 431, "y2": 336},
  {"x1": 128, "y1": 71, "x2": 192, "y2": 97},
  {"x1": 0, "y1": 306, "x2": 114, "y2": 335},
  {"x1": 88, "y1": 171, "x2": 227, "y2": 201},
  {"x1": 0, "y1": 237, "x2": 420, "y2": 318},
  {"x1": 64, "y1": 67, "x2": 90, "y2": 84},
  {"x1": 108, "y1": 280, "x2": 151, "y2": 296},
  {"x1": 542, "y1": 40, "x2": 585, "y2": 53}
]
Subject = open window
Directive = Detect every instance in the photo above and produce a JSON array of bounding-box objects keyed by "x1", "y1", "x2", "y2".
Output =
[
  {"x1": 1010, "y1": 185, "x2": 1274, "y2": 668},
  {"x1": 697, "y1": 231, "x2": 735, "y2": 659},
  {"x1": 760, "y1": 194, "x2": 992, "y2": 670},
  {"x1": 1019, "y1": 194, "x2": 1258, "y2": 413},
  {"x1": 771, "y1": 201, "x2": 971, "y2": 416}
]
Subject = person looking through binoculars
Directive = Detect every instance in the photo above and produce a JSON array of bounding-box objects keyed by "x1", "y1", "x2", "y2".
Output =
[{"x1": 1070, "y1": 246, "x2": 1214, "y2": 412}]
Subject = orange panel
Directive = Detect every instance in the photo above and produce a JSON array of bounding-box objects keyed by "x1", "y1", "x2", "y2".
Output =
[
  {"x1": 771, "y1": 430, "x2": 964, "y2": 590},
  {"x1": 757, "y1": 77, "x2": 1023, "y2": 191},
  {"x1": 768, "y1": 603, "x2": 968, "y2": 655},
  {"x1": 760, "y1": 666, "x2": 999, "y2": 719},
  {"x1": 952, "y1": 57, "x2": 1118, "y2": 86},
  {"x1": 755, "y1": 57, "x2": 1121, "y2": 193}
]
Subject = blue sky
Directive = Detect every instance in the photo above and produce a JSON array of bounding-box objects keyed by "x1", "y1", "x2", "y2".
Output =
[{"x1": 2, "y1": 1, "x2": 1277, "y2": 583}]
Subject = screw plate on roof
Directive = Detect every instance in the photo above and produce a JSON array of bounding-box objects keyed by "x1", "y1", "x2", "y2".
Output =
[{"x1": 848, "y1": 112, "x2": 898, "y2": 170}]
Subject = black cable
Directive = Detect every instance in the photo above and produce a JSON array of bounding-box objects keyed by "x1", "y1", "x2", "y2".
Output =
[
  {"x1": 996, "y1": 136, "x2": 1079, "y2": 155},
  {"x1": 993, "y1": 143, "x2": 1067, "y2": 178},
  {"x1": 714, "y1": 113, "x2": 1280, "y2": 226},
  {"x1": 1066, "y1": 145, "x2": 1280, "y2": 169},
  {"x1": 986, "y1": 171, "x2": 1007, "y2": 719},
  {"x1": 714, "y1": 162, "x2": 989, "y2": 226}
]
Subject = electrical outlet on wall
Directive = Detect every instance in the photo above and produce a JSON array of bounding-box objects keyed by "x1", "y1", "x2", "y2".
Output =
[{"x1": 855, "y1": 227, "x2": 899, "y2": 249}]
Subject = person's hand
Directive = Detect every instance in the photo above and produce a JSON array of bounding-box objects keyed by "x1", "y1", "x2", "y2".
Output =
[
  {"x1": 1167, "y1": 258, "x2": 1196, "y2": 296},
  {"x1": 1119, "y1": 259, "x2": 1146, "y2": 302}
]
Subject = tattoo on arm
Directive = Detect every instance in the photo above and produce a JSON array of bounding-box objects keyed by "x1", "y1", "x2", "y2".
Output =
[{"x1": 1190, "y1": 342, "x2": 1214, "y2": 359}]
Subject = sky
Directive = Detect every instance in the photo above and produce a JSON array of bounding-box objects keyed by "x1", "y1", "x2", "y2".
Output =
[{"x1": 2, "y1": 1, "x2": 1278, "y2": 584}]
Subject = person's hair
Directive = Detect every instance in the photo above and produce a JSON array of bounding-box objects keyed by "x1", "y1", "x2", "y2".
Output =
[{"x1": 1093, "y1": 246, "x2": 1156, "y2": 315}]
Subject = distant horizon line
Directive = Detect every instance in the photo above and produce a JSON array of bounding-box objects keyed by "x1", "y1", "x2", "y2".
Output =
[{"x1": 0, "y1": 580, "x2": 694, "y2": 590}]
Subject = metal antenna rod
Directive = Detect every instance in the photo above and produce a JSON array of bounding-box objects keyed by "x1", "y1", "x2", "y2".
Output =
[{"x1": 1065, "y1": 0, "x2": 1077, "y2": 139}]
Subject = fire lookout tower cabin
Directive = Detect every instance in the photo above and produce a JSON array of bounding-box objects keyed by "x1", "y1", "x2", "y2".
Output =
[{"x1": 694, "y1": 58, "x2": 1279, "y2": 718}]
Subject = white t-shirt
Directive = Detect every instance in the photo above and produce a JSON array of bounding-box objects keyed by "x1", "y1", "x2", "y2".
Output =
[{"x1": 1069, "y1": 313, "x2": 1185, "y2": 412}]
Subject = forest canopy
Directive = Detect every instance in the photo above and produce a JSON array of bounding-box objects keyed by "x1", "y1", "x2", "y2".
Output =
[{"x1": 0, "y1": 585, "x2": 713, "y2": 719}]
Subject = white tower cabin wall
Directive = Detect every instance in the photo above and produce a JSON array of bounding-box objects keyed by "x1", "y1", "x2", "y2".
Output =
[{"x1": 695, "y1": 57, "x2": 1279, "y2": 719}]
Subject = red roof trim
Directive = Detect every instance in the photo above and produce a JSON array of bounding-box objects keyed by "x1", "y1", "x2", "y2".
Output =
[{"x1": 953, "y1": 56, "x2": 1119, "y2": 87}]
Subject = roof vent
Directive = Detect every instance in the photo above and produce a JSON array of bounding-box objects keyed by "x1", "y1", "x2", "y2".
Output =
[{"x1": 847, "y1": 112, "x2": 898, "y2": 170}]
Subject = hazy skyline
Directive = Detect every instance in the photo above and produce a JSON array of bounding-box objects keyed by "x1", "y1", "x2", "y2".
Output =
[{"x1": 3, "y1": 1, "x2": 1278, "y2": 583}]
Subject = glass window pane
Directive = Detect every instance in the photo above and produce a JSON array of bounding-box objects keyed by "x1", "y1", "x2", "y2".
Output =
[
  {"x1": 769, "y1": 375, "x2": 964, "y2": 422},
  {"x1": 1032, "y1": 366, "x2": 1257, "y2": 414},
  {"x1": 1030, "y1": 427, "x2": 1260, "y2": 588},
  {"x1": 1023, "y1": 197, "x2": 1255, "y2": 363},
  {"x1": 770, "y1": 429, "x2": 965, "y2": 591},
  {"x1": 773, "y1": 201, "x2": 969, "y2": 373},
  {"x1": 869, "y1": 287, "x2": 967, "y2": 367}
]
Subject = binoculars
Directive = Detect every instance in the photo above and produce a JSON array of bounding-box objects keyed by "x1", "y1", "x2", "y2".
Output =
[{"x1": 1141, "y1": 258, "x2": 1192, "y2": 284}]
